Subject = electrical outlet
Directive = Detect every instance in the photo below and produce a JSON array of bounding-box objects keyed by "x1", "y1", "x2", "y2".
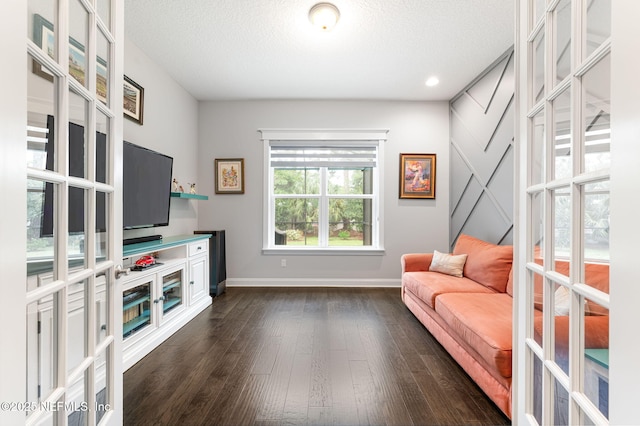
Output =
[{"x1": 281, "y1": 259, "x2": 287, "y2": 267}]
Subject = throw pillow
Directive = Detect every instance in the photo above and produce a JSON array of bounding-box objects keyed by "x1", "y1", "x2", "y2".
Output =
[
  {"x1": 453, "y1": 234, "x2": 513, "y2": 292},
  {"x1": 429, "y1": 250, "x2": 468, "y2": 277}
]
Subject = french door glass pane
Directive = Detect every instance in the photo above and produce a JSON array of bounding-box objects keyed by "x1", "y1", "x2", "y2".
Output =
[
  {"x1": 96, "y1": 191, "x2": 109, "y2": 264},
  {"x1": 97, "y1": 0, "x2": 112, "y2": 31},
  {"x1": 585, "y1": 0, "x2": 611, "y2": 58},
  {"x1": 27, "y1": 179, "x2": 57, "y2": 280},
  {"x1": 583, "y1": 54, "x2": 611, "y2": 173},
  {"x1": 552, "y1": 284, "x2": 570, "y2": 374},
  {"x1": 579, "y1": 407, "x2": 597, "y2": 426},
  {"x1": 583, "y1": 299, "x2": 609, "y2": 419},
  {"x1": 553, "y1": 377, "x2": 570, "y2": 425},
  {"x1": 97, "y1": 28, "x2": 110, "y2": 105},
  {"x1": 583, "y1": 180, "x2": 610, "y2": 262},
  {"x1": 68, "y1": 280, "x2": 88, "y2": 374},
  {"x1": 69, "y1": 186, "x2": 87, "y2": 269},
  {"x1": 274, "y1": 198, "x2": 319, "y2": 246},
  {"x1": 553, "y1": 186, "x2": 570, "y2": 261},
  {"x1": 530, "y1": 191, "x2": 544, "y2": 262},
  {"x1": 532, "y1": 354, "x2": 543, "y2": 424},
  {"x1": 29, "y1": 3, "x2": 57, "y2": 61},
  {"x1": 69, "y1": 89, "x2": 88, "y2": 179},
  {"x1": 68, "y1": 371, "x2": 88, "y2": 424},
  {"x1": 531, "y1": 111, "x2": 545, "y2": 185},
  {"x1": 95, "y1": 347, "x2": 111, "y2": 424},
  {"x1": 554, "y1": 0, "x2": 571, "y2": 84},
  {"x1": 27, "y1": 292, "x2": 59, "y2": 409},
  {"x1": 96, "y1": 109, "x2": 109, "y2": 184},
  {"x1": 69, "y1": 0, "x2": 89, "y2": 88},
  {"x1": 28, "y1": 54, "x2": 57, "y2": 172},
  {"x1": 534, "y1": 0, "x2": 546, "y2": 28},
  {"x1": 274, "y1": 168, "x2": 320, "y2": 194},
  {"x1": 553, "y1": 89, "x2": 572, "y2": 180},
  {"x1": 96, "y1": 272, "x2": 109, "y2": 346},
  {"x1": 532, "y1": 29, "x2": 545, "y2": 104},
  {"x1": 532, "y1": 271, "x2": 544, "y2": 345}
]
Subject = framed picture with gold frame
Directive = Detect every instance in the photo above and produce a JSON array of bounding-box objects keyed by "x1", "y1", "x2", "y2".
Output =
[
  {"x1": 215, "y1": 158, "x2": 245, "y2": 194},
  {"x1": 399, "y1": 153, "x2": 436, "y2": 199}
]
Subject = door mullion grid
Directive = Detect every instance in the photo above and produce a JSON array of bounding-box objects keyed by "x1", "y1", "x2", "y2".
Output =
[
  {"x1": 541, "y1": 3, "x2": 556, "y2": 423},
  {"x1": 568, "y1": 2, "x2": 584, "y2": 423}
]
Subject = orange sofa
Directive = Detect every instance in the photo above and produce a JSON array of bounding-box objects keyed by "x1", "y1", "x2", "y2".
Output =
[
  {"x1": 401, "y1": 234, "x2": 515, "y2": 417},
  {"x1": 401, "y1": 234, "x2": 610, "y2": 419}
]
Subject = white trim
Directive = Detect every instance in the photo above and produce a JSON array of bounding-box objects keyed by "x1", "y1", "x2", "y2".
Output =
[
  {"x1": 258, "y1": 128, "x2": 389, "y2": 141},
  {"x1": 227, "y1": 278, "x2": 400, "y2": 288},
  {"x1": 262, "y1": 247, "x2": 385, "y2": 256}
]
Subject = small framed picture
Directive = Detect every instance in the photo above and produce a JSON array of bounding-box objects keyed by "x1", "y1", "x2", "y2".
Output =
[
  {"x1": 124, "y1": 75, "x2": 144, "y2": 125},
  {"x1": 399, "y1": 153, "x2": 436, "y2": 199},
  {"x1": 215, "y1": 158, "x2": 245, "y2": 194}
]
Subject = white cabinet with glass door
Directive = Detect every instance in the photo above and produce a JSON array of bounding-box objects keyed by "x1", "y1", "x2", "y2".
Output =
[
  {"x1": 122, "y1": 261, "x2": 186, "y2": 342},
  {"x1": 121, "y1": 235, "x2": 211, "y2": 371}
]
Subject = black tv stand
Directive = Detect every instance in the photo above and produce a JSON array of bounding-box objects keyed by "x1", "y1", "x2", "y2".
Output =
[{"x1": 123, "y1": 235, "x2": 163, "y2": 246}]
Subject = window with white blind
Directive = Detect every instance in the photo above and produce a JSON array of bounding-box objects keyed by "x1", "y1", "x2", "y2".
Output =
[{"x1": 260, "y1": 129, "x2": 387, "y2": 253}]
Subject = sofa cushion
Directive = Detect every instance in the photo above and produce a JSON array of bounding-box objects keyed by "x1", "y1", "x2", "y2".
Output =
[
  {"x1": 429, "y1": 250, "x2": 467, "y2": 277},
  {"x1": 402, "y1": 271, "x2": 495, "y2": 309},
  {"x1": 435, "y1": 293, "x2": 515, "y2": 379},
  {"x1": 453, "y1": 234, "x2": 513, "y2": 293}
]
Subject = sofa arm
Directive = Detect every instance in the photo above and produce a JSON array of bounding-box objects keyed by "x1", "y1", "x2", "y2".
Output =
[{"x1": 401, "y1": 253, "x2": 433, "y2": 273}]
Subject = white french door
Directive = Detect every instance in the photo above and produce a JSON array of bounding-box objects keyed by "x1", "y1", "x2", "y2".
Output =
[
  {"x1": 515, "y1": 0, "x2": 640, "y2": 425},
  {"x1": 1, "y1": 0, "x2": 123, "y2": 424}
]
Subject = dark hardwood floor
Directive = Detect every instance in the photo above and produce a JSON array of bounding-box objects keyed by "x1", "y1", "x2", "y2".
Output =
[{"x1": 123, "y1": 287, "x2": 511, "y2": 426}]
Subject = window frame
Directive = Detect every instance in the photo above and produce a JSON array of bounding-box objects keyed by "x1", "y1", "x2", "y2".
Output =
[{"x1": 260, "y1": 129, "x2": 388, "y2": 255}]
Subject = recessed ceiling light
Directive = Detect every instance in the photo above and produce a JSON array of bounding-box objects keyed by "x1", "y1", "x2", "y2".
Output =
[
  {"x1": 309, "y1": 3, "x2": 340, "y2": 31},
  {"x1": 425, "y1": 77, "x2": 440, "y2": 87}
]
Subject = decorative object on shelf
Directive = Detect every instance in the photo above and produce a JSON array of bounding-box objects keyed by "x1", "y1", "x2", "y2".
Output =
[
  {"x1": 32, "y1": 14, "x2": 107, "y2": 104},
  {"x1": 173, "y1": 178, "x2": 180, "y2": 192},
  {"x1": 188, "y1": 183, "x2": 196, "y2": 194},
  {"x1": 124, "y1": 75, "x2": 144, "y2": 125},
  {"x1": 215, "y1": 158, "x2": 245, "y2": 194},
  {"x1": 399, "y1": 153, "x2": 436, "y2": 199},
  {"x1": 179, "y1": 185, "x2": 184, "y2": 193}
]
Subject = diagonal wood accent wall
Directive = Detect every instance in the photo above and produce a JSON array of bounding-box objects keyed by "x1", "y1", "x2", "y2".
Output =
[{"x1": 449, "y1": 48, "x2": 514, "y2": 251}]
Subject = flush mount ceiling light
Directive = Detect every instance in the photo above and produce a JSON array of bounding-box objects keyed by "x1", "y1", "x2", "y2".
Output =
[{"x1": 309, "y1": 3, "x2": 340, "y2": 31}]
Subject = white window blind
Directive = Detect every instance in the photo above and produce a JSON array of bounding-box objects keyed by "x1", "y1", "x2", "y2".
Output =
[{"x1": 269, "y1": 145, "x2": 377, "y2": 168}]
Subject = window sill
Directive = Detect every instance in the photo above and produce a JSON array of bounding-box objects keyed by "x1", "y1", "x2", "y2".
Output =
[{"x1": 262, "y1": 247, "x2": 385, "y2": 256}]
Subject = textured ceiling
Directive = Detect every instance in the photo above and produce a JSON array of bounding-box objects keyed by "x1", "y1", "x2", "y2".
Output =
[{"x1": 125, "y1": 0, "x2": 514, "y2": 101}]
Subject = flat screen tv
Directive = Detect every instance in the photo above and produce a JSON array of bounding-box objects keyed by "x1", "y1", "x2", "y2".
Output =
[{"x1": 123, "y1": 141, "x2": 173, "y2": 230}]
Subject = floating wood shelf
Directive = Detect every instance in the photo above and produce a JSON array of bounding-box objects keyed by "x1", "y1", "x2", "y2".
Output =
[{"x1": 170, "y1": 192, "x2": 208, "y2": 200}]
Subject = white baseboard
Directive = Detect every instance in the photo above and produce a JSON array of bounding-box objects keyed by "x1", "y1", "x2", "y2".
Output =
[{"x1": 226, "y1": 278, "x2": 401, "y2": 288}]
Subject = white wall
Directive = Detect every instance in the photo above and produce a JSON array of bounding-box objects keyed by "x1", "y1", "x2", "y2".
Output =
[
  {"x1": 123, "y1": 39, "x2": 199, "y2": 240},
  {"x1": 197, "y1": 100, "x2": 450, "y2": 285}
]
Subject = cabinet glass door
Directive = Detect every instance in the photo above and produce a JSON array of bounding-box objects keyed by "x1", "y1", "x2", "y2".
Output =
[
  {"x1": 123, "y1": 282, "x2": 152, "y2": 338},
  {"x1": 161, "y1": 269, "x2": 183, "y2": 316}
]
